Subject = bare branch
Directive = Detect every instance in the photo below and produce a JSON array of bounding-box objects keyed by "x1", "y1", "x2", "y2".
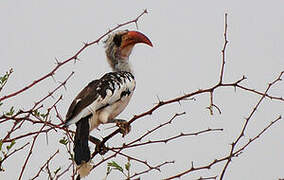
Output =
[
  {"x1": 219, "y1": 71, "x2": 284, "y2": 180},
  {"x1": 0, "y1": 9, "x2": 148, "y2": 102},
  {"x1": 30, "y1": 150, "x2": 59, "y2": 180},
  {"x1": 219, "y1": 13, "x2": 228, "y2": 84}
]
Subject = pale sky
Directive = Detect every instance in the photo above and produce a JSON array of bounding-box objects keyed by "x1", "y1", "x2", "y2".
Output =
[{"x1": 1, "y1": 1, "x2": 284, "y2": 179}]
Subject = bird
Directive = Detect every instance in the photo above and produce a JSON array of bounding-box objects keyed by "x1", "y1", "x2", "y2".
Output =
[{"x1": 64, "y1": 30, "x2": 153, "y2": 179}]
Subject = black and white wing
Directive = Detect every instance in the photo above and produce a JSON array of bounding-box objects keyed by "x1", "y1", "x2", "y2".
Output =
[{"x1": 64, "y1": 71, "x2": 136, "y2": 126}]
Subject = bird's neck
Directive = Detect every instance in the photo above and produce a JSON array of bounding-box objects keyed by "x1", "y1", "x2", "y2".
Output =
[
  {"x1": 107, "y1": 55, "x2": 133, "y2": 73},
  {"x1": 106, "y1": 45, "x2": 134, "y2": 73},
  {"x1": 113, "y1": 60, "x2": 132, "y2": 73}
]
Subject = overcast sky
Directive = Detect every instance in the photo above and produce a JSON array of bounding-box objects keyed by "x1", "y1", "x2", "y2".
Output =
[{"x1": 1, "y1": 0, "x2": 284, "y2": 179}]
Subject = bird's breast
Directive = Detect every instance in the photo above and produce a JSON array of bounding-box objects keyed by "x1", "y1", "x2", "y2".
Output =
[{"x1": 88, "y1": 72, "x2": 136, "y2": 131}]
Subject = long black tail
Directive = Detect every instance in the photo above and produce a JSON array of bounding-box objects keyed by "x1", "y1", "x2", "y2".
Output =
[{"x1": 74, "y1": 116, "x2": 90, "y2": 165}]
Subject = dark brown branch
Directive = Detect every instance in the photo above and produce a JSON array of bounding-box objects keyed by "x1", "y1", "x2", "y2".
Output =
[
  {"x1": 0, "y1": 9, "x2": 148, "y2": 103},
  {"x1": 196, "y1": 176, "x2": 217, "y2": 180},
  {"x1": 30, "y1": 150, "x2": 59, "y2": 180},
  {"x1": 163, "y1": 114, "x2": 282, "y2": 179},
  {"x1": 55, "y1": 162, "x2": 73, "y2": 180},
  {"x1": 2, "y1": 128, "x2": 52, "y2": 143},
  {"x1": 110, "y1": 149, "x2": 162, "y2": 172},
  {"x1": 92, "y1": 76, "x2": 247, "y2": 157},
  {"x1": 129, "y1": 161, "x2": 175, "y2": 179},
  {"x1": 219, "y1": 13, "x2": 228, "y2": 84},
  {"x1": 18, "y1": 123, "x2": 48, "y2": 180},
  {"x1": 234, "y1": 115, "x2": 282, "y2": 156},
  {"x1": 124, "y1": 112, "x2": 186, "y2": 148},
  {"x1": 113, "y1": 128, "x2": 223, "y2": 150},
  {"x1": 219, "y1": 71, "x2": 284, "y2": 180},
  {"x1": 0, "y1": 142, "x2": 29, "y2": 171}
]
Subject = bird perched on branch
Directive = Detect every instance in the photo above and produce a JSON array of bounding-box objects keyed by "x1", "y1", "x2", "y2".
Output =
[{"x1": 64, "y1": 30, "x2": 153, "y2": 179}]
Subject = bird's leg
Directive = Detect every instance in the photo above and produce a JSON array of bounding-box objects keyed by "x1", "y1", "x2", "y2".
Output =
[
  {"x1": 108, "y1": 119, "x2": 131, "y2": 137},
  {"x1": 89, "y1": 136, "x2": 108, "y2": 155}
]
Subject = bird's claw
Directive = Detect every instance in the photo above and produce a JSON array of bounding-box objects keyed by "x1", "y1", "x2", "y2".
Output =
[
  {"x1": 95, "y1": 143, "x2": 108, "y2": 155},
  {"x1": 116, "y1": 121, "x2": 131, "y2": 137}
]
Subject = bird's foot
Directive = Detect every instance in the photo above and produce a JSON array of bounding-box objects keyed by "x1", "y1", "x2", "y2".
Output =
[
  {"x1": 89, "y1": 136, "x2": 108, "y2": 155},
  {"x1": 96, "y1": 143, "x2": 108, "y2": 155},
  {"x1": 114, "y1": 119, "x2": 131, "y2": 137}
]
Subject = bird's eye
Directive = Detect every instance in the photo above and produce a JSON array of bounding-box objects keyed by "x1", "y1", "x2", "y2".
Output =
[{"x1": 113, "y1": 34, "x2": 122, "y2": 47}]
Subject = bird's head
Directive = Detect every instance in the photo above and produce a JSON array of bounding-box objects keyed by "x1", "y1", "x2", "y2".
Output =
[{"x1": 104, "y1": 30, "x2": 153, "y2": 72}]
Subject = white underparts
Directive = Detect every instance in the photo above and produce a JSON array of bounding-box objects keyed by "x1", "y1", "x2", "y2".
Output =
[{"x1": 66, "y1": 73, "x2": 136, "y2": 131}]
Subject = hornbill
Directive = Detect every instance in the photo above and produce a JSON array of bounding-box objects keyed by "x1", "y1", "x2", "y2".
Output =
[{"x1": 64, "y1": 30, "x2": 153, "y2": 178}]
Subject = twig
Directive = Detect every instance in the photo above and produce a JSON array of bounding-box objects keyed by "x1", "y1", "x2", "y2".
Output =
[
  {"x1": 219, "y1": 71, "x2": 284, "y2": 180},
  {"x1": 219, "y1": 13, "x2": 228, "y2": 84},
  {"x1": 0, "y1": 142, "x2": 29, "y2": 171},
  {"x1": 113, "y1": 128, "x2": 223, "y2": 150},
  {"x1": 0, "y1": 10, "x2": 148, "y2": 102},
  {"x1": 18, "y1": 123, "x2": 48, "y2": 180},
  {"x1": 31, "y1": 150, "x2": 59, "y2": 180},
  {"x1": 129, "y1": 161, "x2": 174, "y2": 179}
]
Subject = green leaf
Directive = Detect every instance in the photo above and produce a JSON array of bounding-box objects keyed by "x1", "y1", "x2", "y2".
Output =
[
  {"x1": 33, "y1": 110, "x2": 48, "y2": 119},
  {"x1": 59, "y1": 137, "x2": 68, "y2": 145},
  {"x1": 5, "y1": 106, "x2": 15, "y2": 116},
  {"x1": 0, "y1": 68, "x2": 13, "y2": 86},
  {"x1": 0, "y1": 140, "x2": 3, "y2": 151},
  {"x1": 107, "y1": 161, "x2": 123, "y2": 173},
  {"x1": 125, "y1": 161, "x2": 130, "y2": 171},
  {"x1": 40, "y1": 112, "x2": 48, "y2": 118},
  {"x1": 33, "y1": 109, "x2": 40, "y2": 117},
  {"x1": 106, "y1": 166, "x2": 111, "y2": 175},
  {"x1": 6, "y1": 140, "x2": 15, "y2": 151},
  {"x1": 54, "y1": 167, "x2": 61, "y2": 175}
]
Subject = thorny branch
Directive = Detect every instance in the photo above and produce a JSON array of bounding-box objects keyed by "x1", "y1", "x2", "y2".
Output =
[
  {"x1": 87, "y1": 13, "x2": 283, "y2": 179},
  {"x1": 0, "y1": 9, "x2": 150, "y2": 179},
  {"x1": 30, "y1": 150, "x2": 59, "y2": 180},
  {"x1": 0, "y1": 11, "x2": 283, "y2": 180},
  {"x1": 0, "y1": 9, "x2": 148, "y2": 103},
  {"x1": 0, "y1": 142, "x2": 29, "y2": 172},
  {"x1": 163, "y1": 115, "x2": 282, "y2": 179},
  {"x1": 219, "y1": 71, "x2": 284, "y2": 180},
  {"x1": 18, "y1": 123, "x2": 48, "y2": 180},
  {"x1": 0, "y1": 68, "x2": 13, "y2": 93},
  {"x1": 219, "y1": 13, "x2": 228, "y2": 84}
]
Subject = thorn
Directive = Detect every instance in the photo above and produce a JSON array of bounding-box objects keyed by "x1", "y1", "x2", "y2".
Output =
[
  {"x1": 156, "y1": 95, "x2": 161, "y2": 103},
  {"x1": 191, "y1": 161, "x2": 194, "y2": 169},
  {"x1": 83, "y1": 41, "x2": 89, "y2": 46},
  {"x1": 55, "y1": 57, "x2": 61, "y2": 65},
  {"x1": 51, "y1": 74, "x2": 56, "y2": 83},
  {"x1": 59, "y1": 81, "x2": 67, "y2": 91},
  {"x1": 48, "y1": 92, "x2": 54, "y2": 99},
  {"x1": 73, "y1": 57, "x2": 80, "y2": 64}
]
